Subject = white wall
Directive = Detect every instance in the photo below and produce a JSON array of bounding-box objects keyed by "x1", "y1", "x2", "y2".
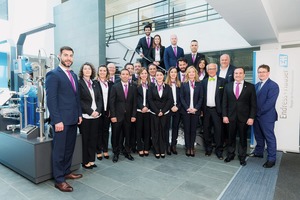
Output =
[{"x1": 0, "y1": 0, "x2": 60, "y2": 56}]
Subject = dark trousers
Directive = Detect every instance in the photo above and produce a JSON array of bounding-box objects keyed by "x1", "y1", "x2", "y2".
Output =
[
  {"x1": 165, "y1": 111, "x2": 181, "y2": 148},
  {"x1": 96, "y1": 113, "x2": 110, "y2": 153},
  {"x1": 111, "y1": 116, "x2": 131, "y2": 155},
  {"x1": 151, "y1": 114, "x2": 167, "y2": 154},
  {"x1": 136, "y1": 112, "x2": 151, "y2": 151},
  {"x1": 227, "y1": 119, "x2": 249, "y2": 161},
  {"x1": 79, "y1": 118, "x2": 98, "y2": 165},
  {"x1": 203, "y1": 107, "x2": 223, "y2": 155},
  {"x1": 52, "y1": 124, "x2": 77, "y2": 183},
  {"x1": 253, "y1": 120, "x2": 276, "y2": 162},
  {"x1": 130, "y1": 122, "x2": 137, "y2": 151},
  {"x1": 182, "y1": 113, "x2": 199, "y2": 149}
]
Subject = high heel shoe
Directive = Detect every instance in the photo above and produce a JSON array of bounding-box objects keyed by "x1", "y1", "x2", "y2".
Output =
[
  {"x1": 144, "y1": 151, "x2": 149, "y2": 156},
  {"x1": 190, "y1": 149, "x2": 195, "y2": 157},
  {"x1": 138, "y1": 151, "x2": 144, "y2": 157},
  {"x1": 161, "y1": 154, "x2": 165, "y2": 158},
  {"x1": 97, "y1": 153, "x2": 103, "y2": 160},
  {"x1": 103, "y1": 152, "x2": 109, "y2": 159},
  {"x1": 186, "y1": 149, "x2": 191, "y2": 157},
  {"x1": 82, "y1": 164, "x2": 93, "y2": 169},
  {"x1": 155, "y1": 154, "x2": 160, "y2": 159}
]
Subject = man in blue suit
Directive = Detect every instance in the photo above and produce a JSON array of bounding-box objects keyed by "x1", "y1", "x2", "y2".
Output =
[
  {"x1": 250, "y1": 64, "x2": 279, "y2": 168},
  {"x1": 164, "y1": 34, "x2": 184, "y2": 71},
  {"x1": 46, "y1": 46, "x2": 82, "y2": 192}
]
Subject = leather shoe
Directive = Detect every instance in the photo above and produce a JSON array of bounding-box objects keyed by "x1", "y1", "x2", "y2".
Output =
[
  {"x1": 82, "y1": 164, "x2": 93, "y2": 169},
  {"x1": 249, "y1": 153, "x2": 263, "y2": 158},
  {"x1": 155, "y1": 154, "x2": 160, "y2": 159},
  {"x1": 144, "y1": 151, "x2": 149, "y2": 156},
  {"x1": 205, "y1": 151, "x2": 212, "y2": 156},
  {"x1": 186, "y1": 149, "x2": 191, "y2": 157},
  {"x1": 125, "y1": 154, "x2": 134, "y2": 161},
  {"x1": 216, "y1": 154, "x2": 224, "y2": 160},
  {"x1": 161, "y1": 154, "x2": 165, "y2": 158},
  {"x1": 171, "y1": 146, "x2": 178, "y2": 155},
  {"x1": 65, "y1": 173, "x2": 82, "y2": 179},
  {"x1": 113, "y1": 154, "x2": 119, "y2": 163},
  {"x1": 91, "y1": 164, "x2": 97, "y2": 168},
  {"x1": 263, "y1": 161, "x2": 275, "y2": 168},
  {"x1": 224, "y1": 157, "x2": 234, "y2": 163},
  {"x1": 55, "y1": 182, "x2": 73, "y2": 192},
  {"x1": 240, "y1": 160, "x2": 247, "y2": 166}
]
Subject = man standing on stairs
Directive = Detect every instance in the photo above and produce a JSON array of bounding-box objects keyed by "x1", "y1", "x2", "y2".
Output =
[{"x1": 135, "y1": 24, "x2": 153, "y2": 68}]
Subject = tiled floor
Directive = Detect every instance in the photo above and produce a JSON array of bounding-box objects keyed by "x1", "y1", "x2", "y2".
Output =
[{"x1": 0, "y1": 146, "x2": 241, "y2": 200}]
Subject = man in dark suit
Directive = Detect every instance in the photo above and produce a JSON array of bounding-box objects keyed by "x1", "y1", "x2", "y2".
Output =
[
  {"x1": 177, "y1": 57, "x2": 188, "y2": 83},
  {"x1": 222, "y1": 67, "x2": 257, "y2": 166},
  {"x1": 110, "y1": 69, "x2": 137, "y2": 162},
  {"x1": 185, "y1": 40, "x2": 205, "y2": 69},
  {"x1": 250, "y1": 64, "x2": 279, "y2": 168},
  {"x1": 164, "y1": 34, "x2": 184, "y2": 71},
  {"x1": 202, "y1": 63, "x2": 226, "y2": 160},
  {"x1": 135, "y1": 24, "x2": 153, "y2": 67},
  {"x1": 45, "y1": 46, "x2": 82, "y2": 192},
  {"x1": 217, "y1": 54, "x2": 235, "y2": 83},
  {"x1": 107, "y1": 63, "x2": 120, "y2": 84}
]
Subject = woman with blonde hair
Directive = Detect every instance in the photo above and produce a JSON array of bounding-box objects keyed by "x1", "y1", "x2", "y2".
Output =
[{"x1": 180, "y1": 66, "x2": 203, "y2": 157}]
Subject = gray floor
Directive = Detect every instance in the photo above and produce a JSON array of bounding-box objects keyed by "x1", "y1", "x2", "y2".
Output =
[{"x1": 0, "y1": 146, "x2": 241, "y2": 200}]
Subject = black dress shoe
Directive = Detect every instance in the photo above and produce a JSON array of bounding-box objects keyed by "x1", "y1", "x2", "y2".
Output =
[
  {"x1": 171, "y1": 146, "x2": 178, "y2": 155},
  {"x1": 82, "y1": 164, "x2": 93, "y2": 169},
  {"x1": 97, "y1": 156, "x2": 103, "y2": 161},
  {"x1": 216, "y1": 154, "x2": 224, "y2": 160},
  {"x1": 240, "y1": 160, "x2": 247, "y2": 166},
  {"x1": 112, "y1": 154, "x2": 119, "y2": 163},
  {"x1": 91, "y1": 164, "x2": 97, "y2": 168},
  {"x1": 263, "y1": 161, "x2": 275, "y2": 168},
  {"x1": 186, "y1": 149, "x2": 191, "y2": 157},
  {"x1": 205, "y1": 151, "x2": 212, "y2": 156},
  {"x1": 125, "y1": 154, "x2": 134, "y2": 161},
  {"x1": 224, "y1": 157, "x2": 234, "y2": 163},
  {"x1": 249, "y1": 153, "x2": 263, "y2": 158}
]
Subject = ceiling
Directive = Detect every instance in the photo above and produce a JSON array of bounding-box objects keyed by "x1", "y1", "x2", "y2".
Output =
[{"x1": 206, "y1": 0, "x2": 300, "y2": 45}]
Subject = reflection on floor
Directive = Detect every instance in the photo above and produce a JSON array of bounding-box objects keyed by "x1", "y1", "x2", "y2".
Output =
[{"x1": 0, "y1": 146, "x2": 241, "y2": 200}]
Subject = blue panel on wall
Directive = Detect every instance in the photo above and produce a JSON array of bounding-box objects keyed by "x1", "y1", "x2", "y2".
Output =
[{"x1": 0, "y1": 52, "x2": 8, "y2": 88}]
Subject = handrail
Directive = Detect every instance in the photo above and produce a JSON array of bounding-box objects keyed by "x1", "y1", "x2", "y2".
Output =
[{"x1": 106, "y1": 2, "x2": 221, "y2": 40}]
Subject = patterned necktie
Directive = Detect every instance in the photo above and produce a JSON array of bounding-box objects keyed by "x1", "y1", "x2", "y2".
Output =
[
  {"x1": 124, "y1": 84, "x2": 128, "y2": 99},
  {"x1": 66, "y1": 70, "x2": 76, "y2": 92},
  {"x1": 235, "y1": 82, "x2": 240, "y2": 99},
  {"x1": 173, "y1": 47, "x2": 177, "y2": 57}
]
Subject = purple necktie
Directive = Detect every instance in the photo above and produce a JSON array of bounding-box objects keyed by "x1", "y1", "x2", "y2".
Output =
[
  {"x1": 191, "y1": 81, "x2": 194, "y2": 89},
  {"x1": 66, "y1": 70, "x2": 76, "y2": 92},
  {"x1": 158, "y1": 84, "x2": 162, "y2": 92},
  {"x1": 173, "y1": 47, "x2": 177, "y2": 57},
  {"x1": 110, "y1": 76, "x2": 114, "y2": 83},
  {"x1": 192, "y1": 54, "x2": 195, "y2": 63},
  {"x1": 182, "y1": 74, "x2": 185, "y2": 82},
  {"x1": 124, "y1": 84, "x2": 128, "y2": 99},
  {"x1": 147, "y1": 37, "x2": 150, "y2": 48},
  {"x1": 152, "y1": 77, "x2": 155, "y2": 83},
  {"x1": 235, "y1": 82, "x2": 240, "y2": 99}
]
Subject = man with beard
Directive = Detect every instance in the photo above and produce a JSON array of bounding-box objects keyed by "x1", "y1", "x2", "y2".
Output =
[
  {"x1": 177, "y1": 57, "x2": 188, "y2": 83},
  {"x1": 46, "y1": 46, "x2": 83, "y2": 192},
  {"x1": 135, "y1": 24, "x2": 153, "y2": 68}
]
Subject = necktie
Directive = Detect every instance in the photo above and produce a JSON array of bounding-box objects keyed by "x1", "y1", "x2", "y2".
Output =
[
  {"x1": 173, "y1": 47, "x2": 177, "y2": 57},
  {"x1": 257, "y1": 81, "x2": 262, "y2": 92},
  {"x1": 101, "y1": 80, "x2": 107, "y2": 88},
  {"x1": 66, "y1": 70, "x2": 76, "y2": 92},
  {"x1": 110, "y1": 76, "x2": 114, "y2": 83},
  {"x1": 152, "y1": 77, "x2": 155, "y2": 83},
  {"x1": 142, "y1": 82, "x2": 148, "y2": 89},
  {"x1": 85, "y1": 79, "x2": 92, "y2": 89},
  {"x1": 124, "y1": 84, "x2": 128, "y2": 99},
  {"x1": 208, "y1": 77, "x2": 215, "y2": 81},
  {"x1": 192, "y1": 54, "x2": 195, "y2": 63},
  {"x1": 172, "y1": 81, "x2": 176, "y2": 86},
  {"x1": 182, "y1": 74, "x2": 185, "y2": 82},
  {"x1": 191, "y1": 81, "x2": 195, "y2": 89},
  {"x1": 235, "y1": 82, "x2": 240, "y2": 99},
  {"x1": 158, "y1": 84, "x2": 162, "y2": 92},
  {"x1": 147, "y1": 37, "x2": 150, "y2": 48}
]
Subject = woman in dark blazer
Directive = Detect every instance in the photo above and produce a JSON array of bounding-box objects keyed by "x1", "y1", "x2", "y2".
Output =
[
  {"x1": 180, "y1": 66, "x2": 203, "y2": 157},
  {"x1": 78, "y1": 62, "x2": 102, "y2": 169},
  {"x1": 96, "y1": 64, "x2": 113, "y2": 160},
  {"x1": 197, "y1": 58, "x2": 208, "y2": 81},
  {"x1": 149, "y1": 34, "x2": 165, "y2": 70},
  {"x1": 148, "y1": 70, "x2": 173, "y2": 158},
  {"x1": 135, "y1": 67, "x2": 151, "y2": 157},
  {"x1": 164, "y1": 67, "x2": 181, "y2": 155}
]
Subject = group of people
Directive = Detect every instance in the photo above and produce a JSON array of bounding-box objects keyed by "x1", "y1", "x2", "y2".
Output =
[{"x1": 45, "y1": 33, "x2": 279, "y2": 192}]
